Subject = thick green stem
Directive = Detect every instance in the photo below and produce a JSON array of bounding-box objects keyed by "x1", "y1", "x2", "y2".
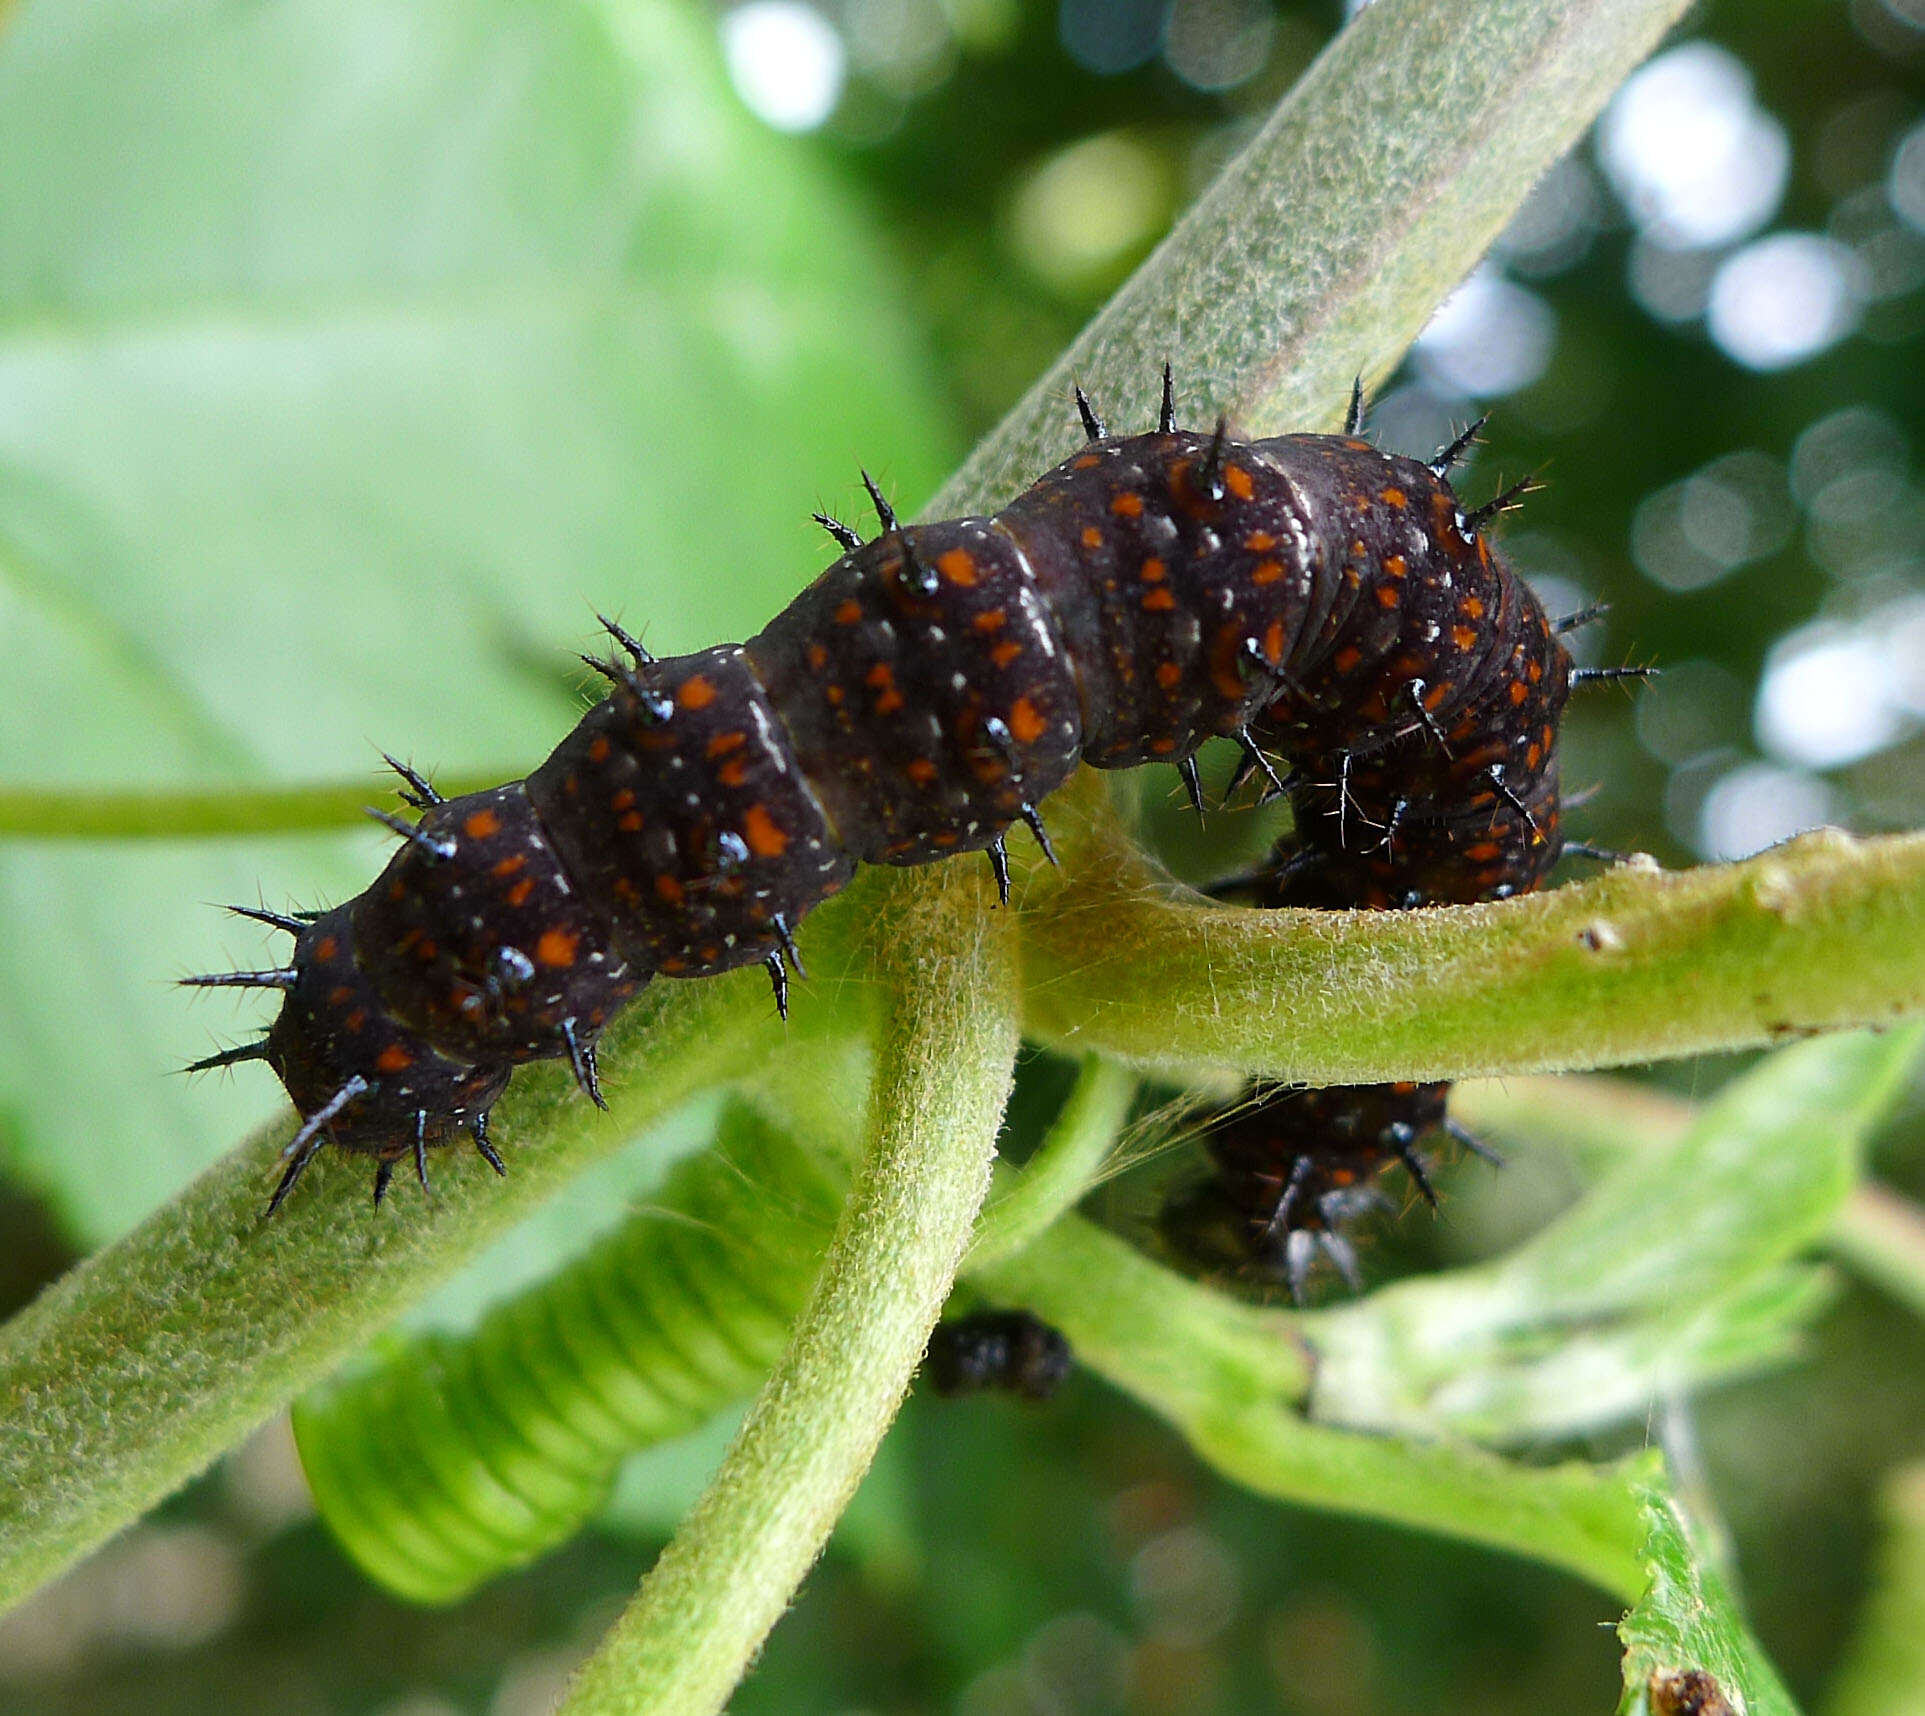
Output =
[
  {"x1": 1023, "y1": 825, "x2": 1925, "y2": 1079},
  {"x1": 556, "y1": 863, "x2": 1020, "y2": 1716},
  {"x1": 933, "y1": 0, "x2": 1694, "y2": 509},
  {"x1": 0, "y1": 971, "x2": 769, "y2": 1615}
]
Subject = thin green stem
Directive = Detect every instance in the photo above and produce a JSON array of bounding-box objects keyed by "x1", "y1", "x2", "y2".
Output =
[
  {"x1": 1831, "y1": 1186, "x2": 1925, "y2": 1326},
  {"x1": 0, "y1": 777, "x2": 509, "y2": 839},
  {"x1": 557, "y1": 864, "x2": 1021, "y2": 1716},
  {"x1": 974, "y1": 1212, "x2": 1649, "y2": 1599},
  {"x1": 968, "y1": 1055, "x2": 1137, "y2": 1271}
]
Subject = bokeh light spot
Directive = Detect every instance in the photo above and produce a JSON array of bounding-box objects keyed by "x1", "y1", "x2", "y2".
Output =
[
  {"x1": 722, "y1": 0, "x2": 846, "y2": 132},
  {"x1": 1696, "y1": 761, "x2": 1835, "y2": 861},
  {"x1": 1707, "y1": 234, "x2": 1864, "y2": 371},
  {"x1": 1413, "y1": 268, "x2": 1556, "y2": 399},
  {"x1": 1597, "y1": 42, "x2": 1789, "y2": 250}
]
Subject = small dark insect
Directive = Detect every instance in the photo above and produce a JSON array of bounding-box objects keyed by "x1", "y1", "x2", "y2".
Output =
[
  {"x1": 924, "y1": 1309, "x2": 1073, "y2": 1401},
  {"x1": 184, "y1": 368, "x2": 1638, "y2": 1224},
  {"x1": 1648, "y1": 1668, "x2": 1737, "y2": 1716}
]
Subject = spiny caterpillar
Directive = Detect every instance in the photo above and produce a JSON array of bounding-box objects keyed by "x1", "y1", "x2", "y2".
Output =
[
  {"x1": 187, "y1": 370, "x2": 1635, "y2": 1229},
  {"x1": 924, "y1": 1309, "x2": 1073, "y2": 1402}
]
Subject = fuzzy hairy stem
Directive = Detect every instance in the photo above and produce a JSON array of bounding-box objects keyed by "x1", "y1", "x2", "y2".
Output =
[
  {"x1": 1021, "y1": 817, "x2": 1925, "y2": 1081},
  {"x1": 556, "y1": 864, "x2": 1019, "y2": 1716}
]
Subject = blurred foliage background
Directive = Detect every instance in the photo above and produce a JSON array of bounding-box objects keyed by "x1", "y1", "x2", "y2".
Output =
[{"x1": 2, "y1": 0, "x2": 1924, "y2": 1710}]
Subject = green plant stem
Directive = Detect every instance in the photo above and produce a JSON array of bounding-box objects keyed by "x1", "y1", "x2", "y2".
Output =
[
  {"x1": 968, "y1": 1055, "x2": 1137, "y2": 1270},
  {"x1": 557, "y1": 864, "x2": 1020, "y2": 1716},
  {"x1": 0, "y1": 778, "x2": 510, "y2": 838},
  {"x1": 1024, "y1": 825, "x2": 1925, "y2": 1079},
  {"x1": 973, "y1": 1212, "x2": 1650, "y2": 1600},
  {"x1": 0, "y1": 971, "x2": 770, "y2": 1615},
  {"x1": 1832, "y1": 1185, "x2": 1925, "y2": 1327},
  {"x1": 933, "y1": 0, "x2": 1694, "y2": 510}
]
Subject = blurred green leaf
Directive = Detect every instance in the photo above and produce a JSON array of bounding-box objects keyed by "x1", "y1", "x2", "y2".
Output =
[
  {"x1": 1309, "y1": 1028, "x2": 1925, "y2": 1443},
  {"x1": 0, "y1": 0, "x2": 953, "y2": 1239}
]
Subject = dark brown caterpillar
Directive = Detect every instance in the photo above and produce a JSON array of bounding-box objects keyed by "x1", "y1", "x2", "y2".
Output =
[
  {"x1": 924, "y1": 1310, "x2": 1073, "y2": 1401},
  {"x1": 1159, "y1": 386, "x2": 1646, "y2": 1298},
  {"x1": 188, "y1": 370, "x2": 1624, "y2": 1217}
]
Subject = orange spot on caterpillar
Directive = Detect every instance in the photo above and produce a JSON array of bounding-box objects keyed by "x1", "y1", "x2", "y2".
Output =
[
  {"x1": 835, "y1": 599, "x2": 863, "y2": 625},
  {"x1": 1223, "y1": 464, "x2": 1254, "y2": 501},
  {"x1": 1452, "y1": 626, "x2": 1478, "y2": 650},
  {"x1": 1250, "y1": 558, "x2": 1283, "y2": 585},
  {"x1": 1142, "y1": 587, "x2": 1176, "y2": 611},
  {"x1": 678, "y1": 676, "x2": 717, "y2": 710},
  {"x1": 937, "y1": 547, "x2": 978, "y2": 585},
  {"x1": 1073, "y1": 452, "x2": 1102, "y2": 469},
  {"x1": 610, "y1": 789, "x2": 636, "y2": 811},
  {"x1": 1383, "y1": 554, "x2": 1407, "y2": 579},
  {"x1": 1082, "y1": 526, "x2": 1104, "y2": 550},
  {"x1": 1381, "y1": 486, "x2": 1407, "y2": 508},
  {"x1": 991, "y1": 641, "x2": 1022, "y2": 668},
  {"x1": 1139, "y1": 557, "x2": 1166, "y2": 582},
  {"x1": 706, "y1": 731, "x2": 745, "y2": 758},
  {"x1": 588, "y1": 736, "x2": 611, "y2": 763},
  {"x1": 972, "y1": 608, "x2": 1007, "y2": 632},
  {"x1": 1110, "y1": 490, "x2": 1143, "y2": 517},
  {"x1": 743, "y1": 804, "x2": 789, "y2": 858},
  {"x1": 907, "y1": 757, "x2": 939, "y2": 785},
  {"x1": 1245, "y1": 531, "x2": 1276, "y2": 551},
  {"x1": 655, "y1": 875, "x2": 685, "y2": 906},
  {"x1": 618, "y1": 811, "x2": 643, "y2": 832},
  {"x1": 718, "y1": 759, "x2": 748, "y2": 787},
  {"x1": 314, "y1": 936, "x2": 339, "y2": 962},
  {"x1": 1375, "y1": 583, "x2": 1400, "y2": 609},
  {"x1": 506, "y1": 878, "x2": 536, "y2": 907},
  {"x1": 536, "y1": 928, "x2": 578, "y2": 967},
  {"x1": 1156, "y1": 661, "x2": 1182, "y2": 688},
  {"x1": 1008, "y1": 697, "x2": 1047, "y2": 744},
  {"x1": 376, "y1": 1044, "x2": 414, "y2": 1074}
]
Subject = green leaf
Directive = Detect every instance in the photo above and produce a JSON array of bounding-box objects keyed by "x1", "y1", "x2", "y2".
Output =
[
  {"x1": 1618, "y1": 1479, "x2": 1802, "y2": 1716},
  {"x1": 1307, "y1": 1028, "x2": 1925, "y2": 1443},
  {"x1": 0, "y1": 0, "x2": 953, "y2": 1239}
]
